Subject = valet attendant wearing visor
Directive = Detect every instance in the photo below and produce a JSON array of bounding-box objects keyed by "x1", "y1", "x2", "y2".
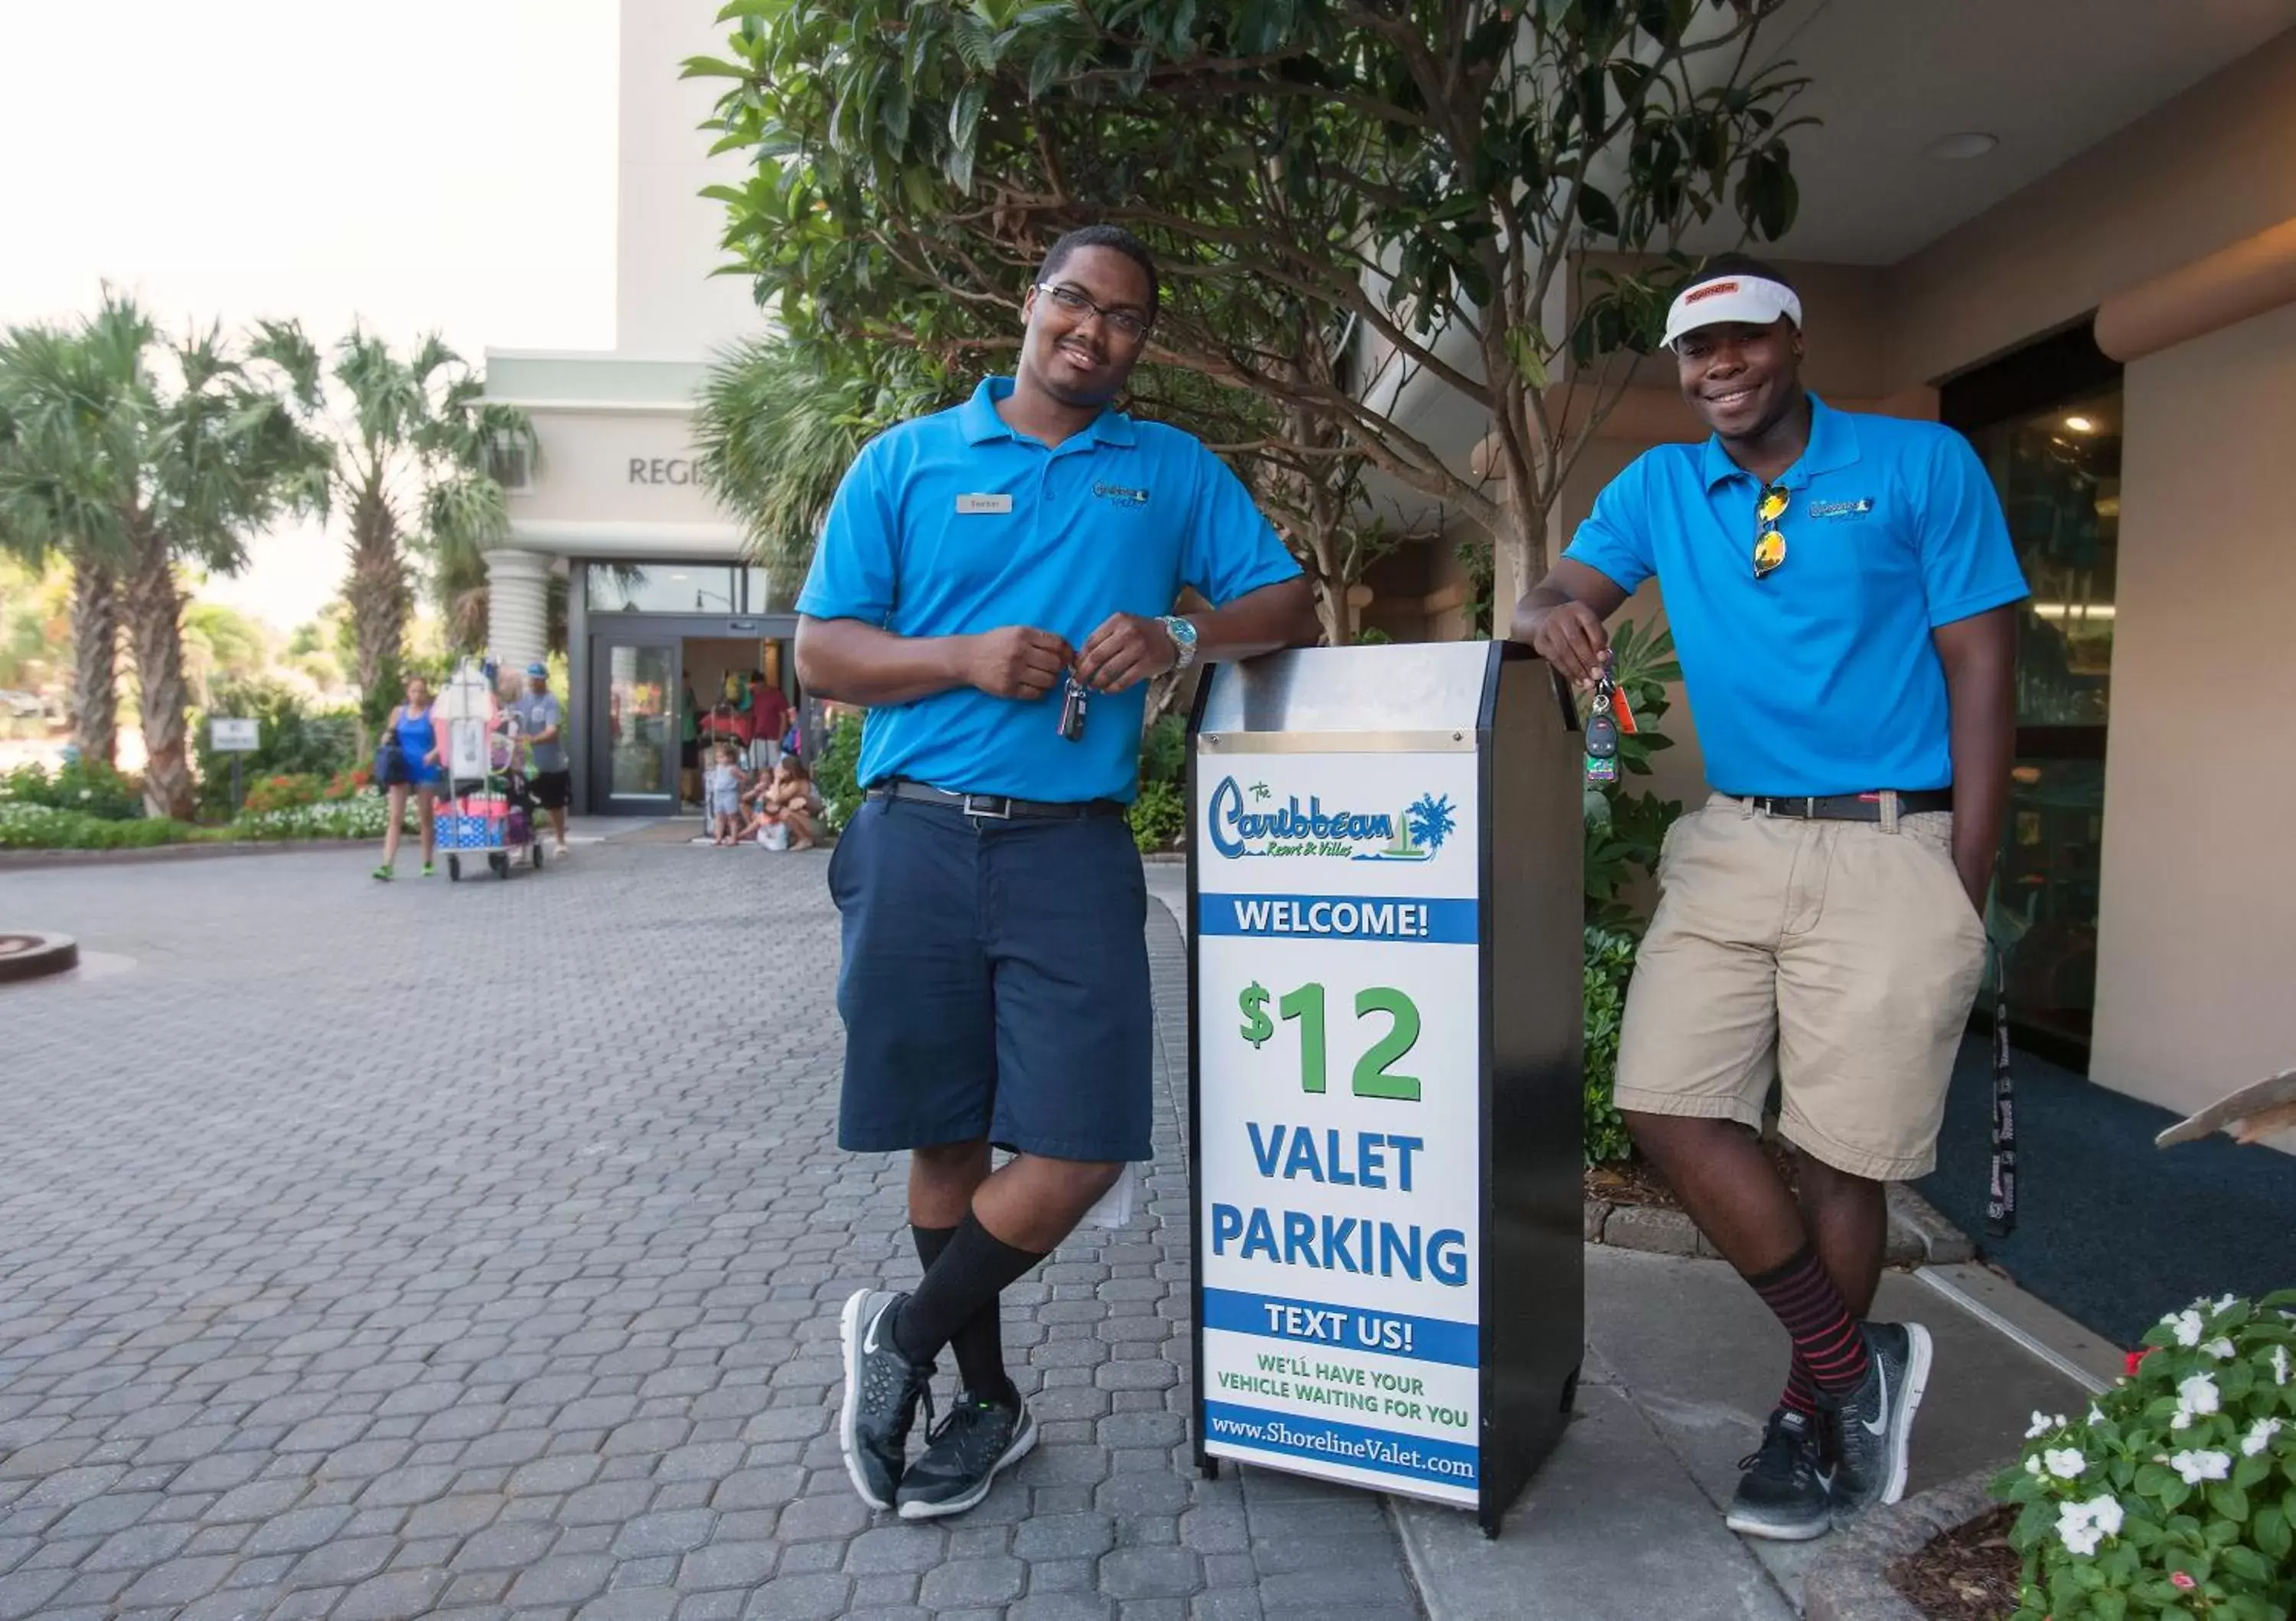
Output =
[
  {"x1": 799, "y1": 225, "x2": 1318, "y2": 1520},
  {"x1": 1514, "y1": 255, "x2": 2027, "y2": 1541}
]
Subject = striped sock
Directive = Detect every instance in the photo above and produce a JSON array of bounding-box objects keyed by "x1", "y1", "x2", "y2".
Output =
[
  {"x1": 1746, "y1": 1245, "x2": 1870, "y2": 1399},
  {"x1": 1779, "y1": 1355, "x2": 1821, "y2": 1418}
]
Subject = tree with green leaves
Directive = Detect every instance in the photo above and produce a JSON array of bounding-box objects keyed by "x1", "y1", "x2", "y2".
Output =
[
  {"x1": 692, "y1": 0, "x2": 1805, "y2": 598},
  {"x1": 251, "y1": 325, "x2": 536, "y2": 710},
  {"x1": 2, "y1": 294, "x2": 331, "y2": 817},
  {"x1": 0, "y1": 316, "x2": 142, "y2": 766},
  {"x1": 693, "y1": 334, "x2": 958, "y2": 605}
]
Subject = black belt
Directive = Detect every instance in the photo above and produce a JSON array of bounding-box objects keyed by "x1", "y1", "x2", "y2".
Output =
[
  {"x1": 1740, "y1": 790, "x2": 1954, "y2": 821},
  {"x1": 867, "y1": 779, "x2": 1125, "y2": 820}
]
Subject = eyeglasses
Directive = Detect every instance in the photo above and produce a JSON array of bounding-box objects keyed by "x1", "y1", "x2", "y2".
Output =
[
  {"x1": 1034, "y1": 282, "x2": 1152, "y2": 343},
  {"x1": 1754, "y1": 484, "x2": 1788, "y2": 581}
]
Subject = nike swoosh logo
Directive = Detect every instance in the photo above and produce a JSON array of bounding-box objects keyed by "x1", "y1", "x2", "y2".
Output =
[
  {"x1": 1861, "y1": 1358, "x2": 1890, "y2": 1437},
  {"x1": 864, "y1": 1303, "x2": 885, "y2": 1355}
]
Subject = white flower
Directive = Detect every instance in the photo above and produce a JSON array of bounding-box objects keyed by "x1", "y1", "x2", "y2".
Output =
[
  {"x1": 2170, "y1": 1449, "x2": 2231, "y2": 1484},
  {"x1": 2043, "y1": 1447, "x2": 2087, "y2": 1479},
  {"x1": 2025, "y1": 1455, "x2": 2044, "y2": 1477},
  {"x1": 2241, "y1": 1418, "x2": 2284, "y2": 1457},
  {"x1": 2086, "y1": 1404, "x2": 2105, "y2": 1427},
  {"x1": 77, "y1": 788, "x2": 91, "y2": 800},
  {"x1": 2172, "y1": 1372, "x2": 2222, "y2": 1429},
  {"x1": 2272, "y1": 1345, "x2": 2291, "y2": 1387},
  {"x1": 2054, "y1": 1494, "x2": 2125, "y2": 1557},
  {"x1": 2056, "y1": 1502, "x2": 2104, "y2": 1557},
  {"x1": 2026, "y1": 1411, "x2": 2066, "y2": 1439},
  {"x1": 2204, "y1": 1337, "x2": 2237, "y2": 1361},
  {"x1": 2213, "y1": 1293, "x2": 2240, "y2": 1314},
  {"x1": 2164, "y1": 1310, "x2": 2205, "y2": 1348}
]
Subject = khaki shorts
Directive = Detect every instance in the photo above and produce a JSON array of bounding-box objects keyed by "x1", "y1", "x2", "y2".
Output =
[{"x1": 1613, "y1": 794, "x2": 1989, "y2": 1181}]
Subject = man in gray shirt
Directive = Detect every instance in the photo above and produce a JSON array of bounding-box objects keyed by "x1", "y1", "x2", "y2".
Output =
[{"x1": 512, "y1": 662, "x2": 570, "y2": 859}]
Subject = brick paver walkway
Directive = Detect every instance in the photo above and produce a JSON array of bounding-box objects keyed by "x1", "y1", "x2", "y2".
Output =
[{"x1": 0, "y1": 840, "x2": 1418, "y2": 1620}]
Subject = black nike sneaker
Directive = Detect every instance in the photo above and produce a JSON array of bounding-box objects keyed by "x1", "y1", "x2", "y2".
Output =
[
  {"x1": 838, "y1": 1289, "x2": 934, "y2": 1510},
  {"x1": 1822, "y1": 1320, "x2": 1933, "y2": 1521},
  {"x1": 1724, "y1": 1406, "x2": 1834, "y2": 1541},
  {"x1": 895, "y1": 1392, "x2": 1039, "y2": 1520}
]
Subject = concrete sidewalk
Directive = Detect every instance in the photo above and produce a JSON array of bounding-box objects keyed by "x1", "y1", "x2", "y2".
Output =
[
  {"x1": 1145, "y1": 859, "x2": 2102, "y2": 1619},
  {"x1": 1391, "y1": 1247, "x2": 2098, "y2": 1619}
]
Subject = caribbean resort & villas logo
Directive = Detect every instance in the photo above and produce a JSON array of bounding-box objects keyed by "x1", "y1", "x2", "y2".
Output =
[{"x1": 1205, "y1": 776, "x2": 1456, "y2": 862}]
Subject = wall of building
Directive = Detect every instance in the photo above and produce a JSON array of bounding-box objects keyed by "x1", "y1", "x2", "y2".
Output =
[
  {"x1": 2086, "y1": 300, "x2": 2296, "y2": 1139},
  {"x1": 515, "y1": 409, "x2": 726, "y2": 529},
  {"x1": 1888, "y1": 26, "x2": 2296, "y2": 388},
  {"x1": 615, "y1": 0, "x2": 766, "y2": 357}
]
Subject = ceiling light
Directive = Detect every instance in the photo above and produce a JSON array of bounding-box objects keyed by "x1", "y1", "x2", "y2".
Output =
[
  {"x1": 1924, "y1": 132, "x2": 1999, "y2": 161},
  {"x1": 2063, "y1": 415, "x2": 2096, "y2": 433},
  {"x1": 670, "y1": 572, "x2": 688, "y2": 580}
]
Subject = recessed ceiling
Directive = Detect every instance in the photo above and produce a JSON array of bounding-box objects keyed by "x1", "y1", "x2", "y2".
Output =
[{"x1": 1706, "y1": 0, "x2": 2296, "y2": 265}]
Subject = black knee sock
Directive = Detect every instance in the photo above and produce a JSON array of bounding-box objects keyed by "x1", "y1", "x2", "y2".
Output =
[
  {"x1": 896, "y1": 1214, "x2": 1044, "y2": 1391},
  {"x1": 912, "y1": 1223, "x2": 1016, "y2": 1406}
]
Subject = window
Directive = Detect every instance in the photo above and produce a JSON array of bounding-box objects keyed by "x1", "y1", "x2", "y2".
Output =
[
  {"x1": 485, "y1": 435, "x2": 535, "y2": 494},
  {"x1": 585, "y1": 565, "x2": 739, "y2": 615},
  {"x1": 1944, "y1": 322, "x2": 2122, "y2": 1064}
]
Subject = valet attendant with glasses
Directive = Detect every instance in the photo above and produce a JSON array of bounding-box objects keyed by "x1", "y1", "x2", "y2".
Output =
[
  {"x1": 1513, "y1": 254, "x2": 2027, "y2": 1543},
  {"x1": 796, "y1": 225, "x2": 1319, "y2": 1520}
]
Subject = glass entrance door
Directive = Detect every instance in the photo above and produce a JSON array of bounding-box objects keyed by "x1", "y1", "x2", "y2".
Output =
[
  {"x1": 588, "y1": 635, "x2": 678, "y2": 814},
  {"x1": 1945, "y1": 323, "x2": 2123, "y2": 1068}
]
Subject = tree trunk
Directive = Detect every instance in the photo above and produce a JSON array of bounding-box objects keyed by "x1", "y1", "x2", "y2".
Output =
[
  {"x1": 124, "y1": 520, "x2": 195, "y2": 820},
  {"x1": 68, "y1": 554, "x2": 120, "y2": 768},
  {"x1": 347, "y1": 485, "x2": 409, "y2": 712}
]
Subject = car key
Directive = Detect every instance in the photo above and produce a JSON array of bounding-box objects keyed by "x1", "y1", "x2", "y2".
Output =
[
  {"x1": 1057, "y1": 675, "x2": 1089, "y2": 742},
  {"x1": 1583, "y1": 672, "x2": 1620, "y2": 785}
]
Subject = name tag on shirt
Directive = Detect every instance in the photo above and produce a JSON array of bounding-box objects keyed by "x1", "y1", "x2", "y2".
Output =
[{"x1": 956, "y1": 493, "x2": 1013, "y2": 515}]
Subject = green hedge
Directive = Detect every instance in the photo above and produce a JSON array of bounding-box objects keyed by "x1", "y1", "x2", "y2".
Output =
[
  {"x1": 2, "y1": 759, "x2": 144, "y2": 820},
  {"x1": 0, "y1": 796, "x2": 416, "y2": 851}
]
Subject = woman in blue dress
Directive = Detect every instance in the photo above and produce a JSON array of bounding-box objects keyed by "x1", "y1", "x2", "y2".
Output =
[{"x1": 373, "y1": 674, "x2": 445, "y2": 880}]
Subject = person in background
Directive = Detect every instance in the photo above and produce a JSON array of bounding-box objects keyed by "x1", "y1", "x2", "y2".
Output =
[
  {"x1": 680, "y1": 669, "x2": 703, "y2": 808},
  {"x1": 373, "y1": 674, "x2": 444, "y2": 881},
  {"x1": 739, "y1": 755, "x2": 819, "y2": 851},
  {"x1": 705, "y1": 741, "x2": 745, "y2": 846},
  {"x1": 746, "y1": 668, "x2": 793, "y2": 774},
  {"x1": 512, "y1": 662, "x2": 572, "y2": 859}
]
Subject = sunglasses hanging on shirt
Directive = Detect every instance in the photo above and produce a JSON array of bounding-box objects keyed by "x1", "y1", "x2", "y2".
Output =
[{"x1": 1754, "y1": 484, "x2": 1789, "y2": 581}]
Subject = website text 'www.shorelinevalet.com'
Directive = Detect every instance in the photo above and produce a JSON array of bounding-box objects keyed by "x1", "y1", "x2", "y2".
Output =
[{"x1": 1205, "y1": 1408, "x2": 1477, "y2": 1482}]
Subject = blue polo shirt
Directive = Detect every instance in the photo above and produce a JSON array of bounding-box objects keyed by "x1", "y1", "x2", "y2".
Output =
[
  {"x1": 797, "y1": 377, "x2": 1300, "y2": 803},
  {"x1": 1564, "y1": 396, "x2": 2028, "y2": 796}
]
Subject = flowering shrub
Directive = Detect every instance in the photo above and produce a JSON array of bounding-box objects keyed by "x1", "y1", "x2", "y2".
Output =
[
  {"x1": 0, "y1": 759, "x2": 145, "y2": 820},
  {"x1": 1995, "y1": 1290, "x2": 2296, "y2": 1619},
  {"x1": 231, "y1": 797, "x2": 413, "y2": 840},
  {"x1": 0, "y1": 804, "x2": 192, "y2": 849},
  {"x1": 242, "y1": 773, "x2": 325, "y2": 814},
  {"x1": 322, "y1": 766, "x2": 373, "y2": 801}
]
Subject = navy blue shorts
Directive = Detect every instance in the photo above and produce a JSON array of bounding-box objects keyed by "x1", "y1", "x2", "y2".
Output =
[{"x1": 827, "y1": 794, "x2": 1153, "y2": 1163}]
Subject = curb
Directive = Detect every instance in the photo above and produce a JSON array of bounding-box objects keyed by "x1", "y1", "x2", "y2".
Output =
[
  {"x1": 0, "y1": 931, "x2": 78, "y2": 983},
  {"x1": 0, "y1": 839, "x2": 360, "y2": 870},
  {"x1": 1802, "y1": 1465, "x2": 2006, "y2": 1621},
  {"x1": 1587, "y1": 1187, "x2": 1964, "y2": 1266}
]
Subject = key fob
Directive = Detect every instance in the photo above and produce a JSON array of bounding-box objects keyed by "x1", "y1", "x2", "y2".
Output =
[
  {"x1": 1057, "y1": 678, "x2": 1089, "y2": 742},
  {"x1": 1584, "y1": 709, "x2": 1619, "y2": 758}
]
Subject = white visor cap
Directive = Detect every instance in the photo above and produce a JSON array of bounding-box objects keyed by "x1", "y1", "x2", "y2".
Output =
[{"x1": 1662, "y1": 274, "x2": 1802, "y2": 350}]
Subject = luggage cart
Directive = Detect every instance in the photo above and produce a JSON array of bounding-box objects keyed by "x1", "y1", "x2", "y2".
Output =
[{"x1": 437, "y1": 660, "x2": 543, "y2": 882}]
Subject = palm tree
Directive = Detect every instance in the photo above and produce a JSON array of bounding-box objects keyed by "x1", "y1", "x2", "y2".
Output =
[
  {"x1": 0, "y1": 316, "x2": 141, "y2": 766},
  {"x1": 693, "y1": 334, "x2": 951, "y2": 603},
  {"x1": 132, "y1": 314, "x2": 331, "y2": 817},
  {"x1": 264, "y1": 326, "x2": 534, "y2": 713}
]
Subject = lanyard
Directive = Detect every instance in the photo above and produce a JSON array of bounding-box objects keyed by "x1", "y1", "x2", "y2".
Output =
[{"x1": 1984, "y1": 943, "x2": 2017, "y2": 1238}]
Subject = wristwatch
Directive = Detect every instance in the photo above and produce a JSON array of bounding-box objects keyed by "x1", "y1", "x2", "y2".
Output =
[{"x1": 1159, "y1": 614, "x2": 1200, "y2": 672}]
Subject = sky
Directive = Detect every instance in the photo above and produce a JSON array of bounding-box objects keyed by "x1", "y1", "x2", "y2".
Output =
[{"x1": 0, "y1": 0, "x2": 621, "y2": 633}]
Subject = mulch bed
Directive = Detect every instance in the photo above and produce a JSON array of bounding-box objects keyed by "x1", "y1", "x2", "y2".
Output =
[
  {"x1": 1583, "y1": 1140, "x2": 1799, "y2": 1211},
  {"x1": 1887, "y1": 1502, "x2": 2020, "y2": 1621}
]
